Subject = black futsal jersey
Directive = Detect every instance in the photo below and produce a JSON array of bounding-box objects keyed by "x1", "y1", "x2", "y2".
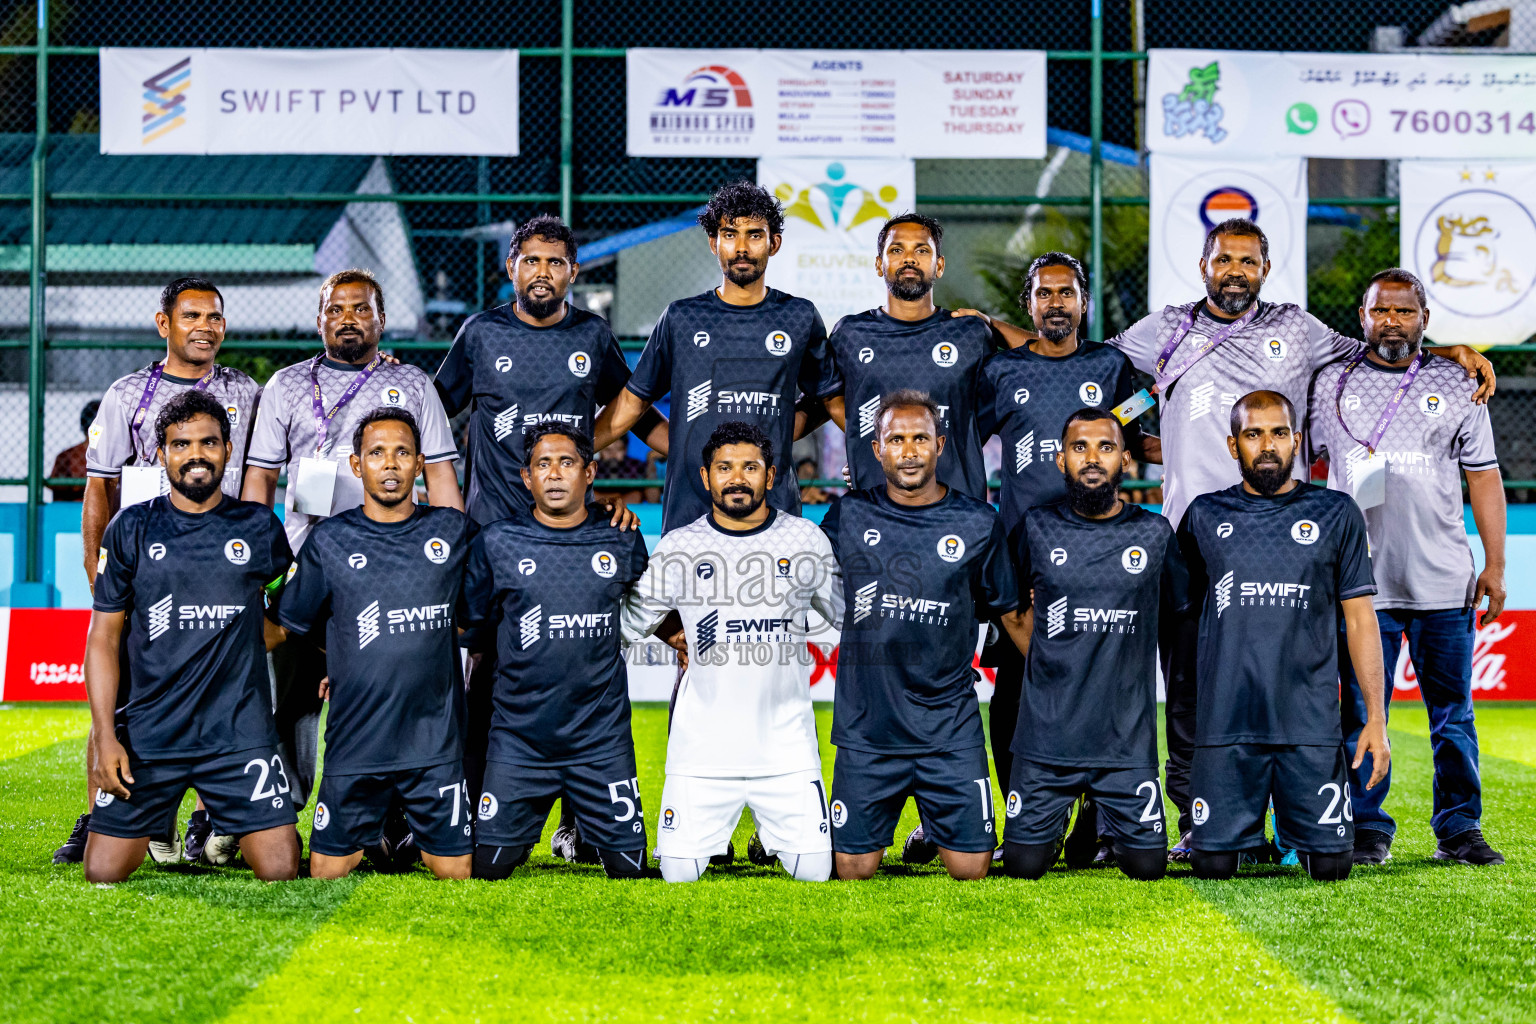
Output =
[
  {"x1": 1179, "y1": 484, "x2": 1375, "y2": 747},
  {"x1": 1010, "y1": 500, "x2": 1186, "y2": 768},
  {"x1": 278, "y1": 505, "x2": 472, "y2": 774}
]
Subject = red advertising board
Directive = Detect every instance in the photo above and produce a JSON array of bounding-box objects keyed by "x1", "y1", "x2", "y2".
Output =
[
  {"x1": 2, "y1": 608, "x2": 90, "y2": 701},
  {"x1": 1392, "y1": 611, "x2": 1536, "y2": 701}
]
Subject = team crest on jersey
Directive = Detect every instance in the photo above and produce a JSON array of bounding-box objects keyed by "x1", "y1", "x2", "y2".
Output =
[
  {"x1": 313, "y1": 803, "x2": 330, "y2": 830},
  {"x1": 225, "y1": 405, "x2": 240, "y2": 427},
  {"x1": 1079, "y1": 381, "x2": 1103, "y2": 406},
  {"x1": 224, "y1": 538, "x2": 250, "y2": 565},
  {"x1": 348, "y1": 553, "x2": 367, "y2": 569},
  {"x1": 830, "y1": 800, "x2": 847, "y2": 828},
  {"x1": 1192, "y1": 797, "x2": 1210, "y2": 825},
  {"x1": 94, "y1": 791, "x2": 114, "y2": 808},
  {"x1": 661, "y1": 806, "x2": 677, "y2": 831},
  {"x1": 592, "y1": 551, "x2": 617, "y2": 578},
  {"x1": 518, "y1": 558, "x2": 537, "y2": 575},
  {"x1": 568, "y1": 351, "x2": 591, "y2": 377},
  {"x1": 696, "y1": 561, "x2": 715, "y2": 579},
  {"x1": 937, "y1": 534, "x2": 966, "y2": 562},
  {"x1": 495, "y1": 355, "x2": 513, "y2": 372},
  {"x1": 1005, "y1": 791, "x2": 1022, "y2": 818},
  {"x1": 765, "y1": 330, "x2": 792, "y2": 356},
  {"x1": 148, "y1": 542, "x2": 167, "y2": 561},
  {"x1": 776, "y1": 557, "x2": 791, "y2": 577},
  {"x1": 424, "y1": 537, "x2": 451, "y2": 564},
  {"x1": 1122, "y1": 545, "x2": 1148, "y2": 574},
  {"x1": 1049, "y1": 547, "x2": 1068, "y2": 565},
  {"x1": 931, "y1": 341, "x2": 958, "y2": 367},
  {"x1": 1216, "y1": 522, "x2": 1233, "y2": 539},
  {"x1": 857, "y1": 347, "x2": 874, "y2": 364},
  {"x1": 1419, "y1": 393, "x2": 1445, "y2": 417},
  {"x1": 863, "y1": 529, "x2": 881, "y2": 546},
  {"x1": 1013, "y1": 388, "x2": 1030, "y2": 404},
  {"x1": 380, "y1": 386, "x2": 404, "y2": 407},
  {"x1": 1291, "y1": 519, "x2": 1320, "y2": 545},
  {"x1": 1264, "y1": 337, "x2": 1288, "y2": 361},
  {"x1": 478, "y1": 793, "x2": 499, "y2": 820},
  {"x1": 692, "y1": 331, "x2": 710, "y2": 348}
]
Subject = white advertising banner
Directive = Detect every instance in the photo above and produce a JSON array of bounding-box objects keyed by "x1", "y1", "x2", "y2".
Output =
[
  {"x1": 1149, "y1": 49, "x2": 1536, "y2": 159},
  {"x1": 627, "y1": 48, "x2": 1044, "y2": 158},
  {"x1": 1400, "y1": 160, "x2": 1536, "y2": 347},
  {"x1": 1148, "y1": 153, "x2": 1309, "y2": 312},
  {"x1": 757, "y1": 157, "x2": 916, "y2": 327},
  {"x1": 100, "y1": 48, "x2": 519, "y2": 155}
]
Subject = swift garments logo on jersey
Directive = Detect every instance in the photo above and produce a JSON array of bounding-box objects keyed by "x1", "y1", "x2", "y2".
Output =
[
  {"x1": 357, "y1": 600, "x2": 451, "y2": 648},
  {"x1": 1013, "y1": 431, "x2": 1061, "y2": 472},
  {"x1": 855, "y1": 583, "x2": 951, "y2": 627},
  {"x1": 1045, "y1": 596, "x2": 1141, "y2": 636},
  {"x1": 178, "y1": 602, "x2": 246, "y2": 630},
  {"x1": 713, "y1": 388, "x2": 781, "y2": 418}
]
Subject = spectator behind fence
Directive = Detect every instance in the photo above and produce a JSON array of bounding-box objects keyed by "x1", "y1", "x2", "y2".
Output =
[
  {"x1": 797, "y1": 457, "x2": 828, "y2": 505},
  {"x1": 49, "y1": 400, "x2": 99, "y2": 502},
  {"x1": 593, "y1": 438, "x2": 661, "y2": 505}
]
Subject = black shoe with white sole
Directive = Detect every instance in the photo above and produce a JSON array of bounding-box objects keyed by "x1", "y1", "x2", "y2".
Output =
[
  {"x1": 1352, "y1": 828, "x2": 1393, "y2": 865},
  {"x1": 1434, "y1": 829, "x2": 1504, "y2": 866},
  {"x1": 53, "y1": 812, "x2": 91, "y2": 865},
  {"x1": 184, "y1": 810, "x2": 213, "y2": 864}
]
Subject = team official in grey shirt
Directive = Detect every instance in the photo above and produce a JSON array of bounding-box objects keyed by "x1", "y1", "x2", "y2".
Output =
[
  {"x1": 242, "y1": 268, "x2": 463, "y2": 817},
  {"x1": 1309, "y1": 268, "x2": 1506, "y2": 867}
]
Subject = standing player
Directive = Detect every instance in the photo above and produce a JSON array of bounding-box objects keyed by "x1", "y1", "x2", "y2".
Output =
[
  {"x1": 976, "y1": 251, "x2": 1157, "y2": 853},
  {"x1": 1002, "y1": 409, "x2": 1184, "y2": 881},
  {"x1": 1179, "y1": 391, "x2": 1390, "y2": 882},
  {"x1": 434, "y1": 214, "x2": 654, "y2": 861},
  {"x1": 459, "y1": 424, "x2": 651, "y2": 880},
  {"x1": 55, "y1": 277, "x2": 261, "y2": 867},
  {"x1": 592, "y1": 181, "x2": 838, "y2": 533},
  {"x1": 83, "y1": 391, "x2": 298, "y2": 883},
  {"x1": 243, "y1": 269, "x2": 462, "y2": 820},
  {"x1": 276, "y1": 410, "x2": 473, "y2": 880},
  {"x1": 820, "y1": 215, "x2": 994, "y2": 498},
  {"x1": 1309, "y1": 269, "x2": 1505, "y2": 866},
  {"x1": 622, "y1": 422, "x2": 842, "y2": 883},
  {"x1": 821, "y1": 390, "x2": 1030, "y2": 881},
  {"x1": 973, "y1": 219, "x2": 1492, "y2": 856}
]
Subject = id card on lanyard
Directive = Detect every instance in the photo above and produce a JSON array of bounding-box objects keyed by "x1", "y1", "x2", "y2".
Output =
[
  {"x1": 1334, "y1": 350, "x2": 1425, "y2": 510},
  {"x1": 122, "y1": 363, "x2": 213, "y2": 508},
  {"x1": 293, "y1": 354, "x2": 382, "y2": 516},
  {"x1": 1114, "y1": 305, "x2": 1259, "y2": 426}
]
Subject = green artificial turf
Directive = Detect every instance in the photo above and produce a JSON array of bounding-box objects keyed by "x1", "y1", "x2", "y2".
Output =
[{"x1": 1, "y1": 701, "x2": 1532, "y2": 1023}]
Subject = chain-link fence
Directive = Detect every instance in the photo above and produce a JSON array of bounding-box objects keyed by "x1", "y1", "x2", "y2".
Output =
[{"x1": 4, "y1": 0, "x2": 1533, "y2": 585}]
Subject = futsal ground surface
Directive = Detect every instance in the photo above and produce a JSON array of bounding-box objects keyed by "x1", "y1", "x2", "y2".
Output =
[{"x1": 1, "y1": 702, "x2": 1532, "y2": 1023}]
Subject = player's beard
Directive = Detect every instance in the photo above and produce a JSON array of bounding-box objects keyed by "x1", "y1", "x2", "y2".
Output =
[
  {"x1": 518, "y1": 281, "x2": 563, "y2": 320},
  {"x1": 724, "y1": 252, "x2": 768, "y2": 288},
  {"x1": 1240, "y1": 448, "x2": 1296, "y2": 496},
  {"x1": 326, "y1": 328, "x2": 374, "y2": 364},
  {"x1": 713, "y1": 483, "x2": 765, "y2": 519},
  {"x1": 169, "y1": 459, "x2": 224, "y2": 503},
  {"x1": 888, "y1": 266, "x2": 933, "y2": 302},
  {"x1": 1367, "y1": 326, "x2": 1420, "y2": 364},
  {"x1": 1038, "y1": 310, "x2": 1076, "y2": 343},
  {"x1": 1065, "y1": 462, "x2": 1123, "y2": 517},
  {"x1": 1205, "y1": 272, "x2": 1256, "y2": 316}
]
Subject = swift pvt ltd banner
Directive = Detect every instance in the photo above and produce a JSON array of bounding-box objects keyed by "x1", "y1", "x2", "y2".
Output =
[{"x1": 100, "y1": 48, "x2": 520, "y2": 155}]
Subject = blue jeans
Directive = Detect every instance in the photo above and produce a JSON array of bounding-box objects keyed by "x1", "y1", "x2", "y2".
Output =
[{"x1": 1339, "y1": 607, "x2": 1482, "y2": 841}]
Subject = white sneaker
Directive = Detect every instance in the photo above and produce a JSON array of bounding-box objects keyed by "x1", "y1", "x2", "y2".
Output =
[
  {"x1": 203, "y1": 833, "x2": 241, "y2": 866},
  {"x1": 147, "y1": 827, "x2": 182, "y2": 866}
]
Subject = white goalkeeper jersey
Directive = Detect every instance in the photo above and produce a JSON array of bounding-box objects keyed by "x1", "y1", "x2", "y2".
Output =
[{"x1": 622, "y1": 508, "x2": 844, "y2": 778}]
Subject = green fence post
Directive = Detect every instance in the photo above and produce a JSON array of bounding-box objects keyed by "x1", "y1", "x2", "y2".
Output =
[
  {"x1": 1088, "y1": 0, "x2": 1104, "y2": 343},
  {"x1": 23, "y1": 0, "x2": 48, "y2": 596},
  {"x1": 559, "y1": 0, "x2": 574, "y2": 223}
]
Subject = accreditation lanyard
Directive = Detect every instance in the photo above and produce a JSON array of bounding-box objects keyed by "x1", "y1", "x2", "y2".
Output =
[
  {"x1": 309, "y1": 353, "x2": 382, "y2": 456},
  {"x1": 130, "y1": 362, "x2": 212, "y2": 462},
  {"x1": 1152, "y1": 304, "x2": 1258, "y2": 392},
  {"x1": 1335, "y1": 349, "x2": 1426, "y2": 454}
]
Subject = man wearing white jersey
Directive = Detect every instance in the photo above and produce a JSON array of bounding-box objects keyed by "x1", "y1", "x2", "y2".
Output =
[
  {"x1": 623, "y1": 421, "x2": 842, "y2": 883},
  {"x1": 977, "y1": 218, "x2": 1494, "y2": 855}
]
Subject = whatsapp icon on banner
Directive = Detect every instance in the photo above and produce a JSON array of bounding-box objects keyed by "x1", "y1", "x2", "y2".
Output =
[{"x1": 1285, "y1": 102, "x2": 1318, "y2": 135}]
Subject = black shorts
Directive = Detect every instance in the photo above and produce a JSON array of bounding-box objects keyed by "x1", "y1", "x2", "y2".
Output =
[
  {"x1": 88, "y1": 746, "x2": 298, "y2": 840},
  {"x1": 829, "y1": 745, "x2": 995, "y2": 854},
  {"x1": 1190, "y1": 743, "x2": 1354, "y2": 854},
  {"x1": 1003, "y1": 759, "x2": 1167, "y2": 850},
  {"x1": 476, "y1": 749, "x2": 646, "y2": 851},
  {"x1": 310, "y1": 760, "x2": 474, "y2": 858}
]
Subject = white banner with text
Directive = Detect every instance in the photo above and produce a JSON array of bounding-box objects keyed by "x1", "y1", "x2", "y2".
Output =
[{"x1": 100, "y1": 48, "x2": 520, "y2": 155}]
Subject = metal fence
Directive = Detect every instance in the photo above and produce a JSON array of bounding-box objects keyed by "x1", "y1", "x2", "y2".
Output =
[{"x1": 3, "y1": 0, "x2": 1533, "y2": 585}]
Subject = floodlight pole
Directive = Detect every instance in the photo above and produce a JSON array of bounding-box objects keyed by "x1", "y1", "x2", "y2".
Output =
[
  {"x1": 25, "y1": 0, "x2": 47, "y2": 586},
  {"x1": 1089, "y1": 0, "x2": 1104, "y2": 342}
]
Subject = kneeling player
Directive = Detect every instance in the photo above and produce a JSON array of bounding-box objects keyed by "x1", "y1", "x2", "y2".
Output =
[
  {"x1": 821, "y1": 391, "x2": 1031, "y2": 881},
  {"x1": 1179, "y1": 391, "x2": 1390, "y2": 882},
  {"x1": 278, "y1": 409, "x2": 474, "y2": 879},
  {"x1": 459, "y1": 425, "x2": 652, "y2": 879},
  {"x1": 84, "y1": 391, "x2": 299, "y2": 883},
  {"x1": 623, "y1": 422, "x2": 842, "y2": 883},
  {"x1": 1003, "y1": 409, "x2": 1184, "y2": 881}
]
